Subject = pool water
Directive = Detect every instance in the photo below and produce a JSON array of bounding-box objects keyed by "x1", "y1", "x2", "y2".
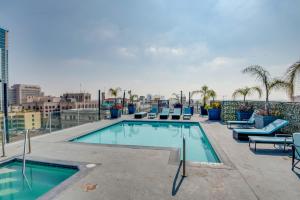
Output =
[
  {"x1": 0, "y1": 160, "x2": 78, "y2": 200},
  {"x1": 73, "y1": 121, "x2": 220, "y2": 163}
]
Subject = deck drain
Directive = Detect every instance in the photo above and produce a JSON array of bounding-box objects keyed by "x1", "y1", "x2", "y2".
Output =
[{"x1": 86, "y1": 163, "x2": 96, "y2": 168}]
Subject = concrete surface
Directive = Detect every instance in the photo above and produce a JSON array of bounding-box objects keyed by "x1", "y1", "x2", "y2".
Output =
[{"x1": 1, "y1": 115, "x2": 300, "y2": 200}]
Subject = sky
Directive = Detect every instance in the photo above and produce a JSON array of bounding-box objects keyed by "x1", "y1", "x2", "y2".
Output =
[{"x1": 0, "y1": 0, "x2": 300, "y2": 100}]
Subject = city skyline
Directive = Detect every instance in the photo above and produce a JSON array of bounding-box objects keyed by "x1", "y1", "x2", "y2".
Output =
[{"x1": 1, "y1": 0, "x2": 300, "y2": 100}]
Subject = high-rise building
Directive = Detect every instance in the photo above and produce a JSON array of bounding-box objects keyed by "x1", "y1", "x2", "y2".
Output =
[
  {"x1": 0, "y1": 27, "x2": 9, "y2": 111},
  {"x1": 9, "y1": 84, "x2": 44, "y2": 105}
]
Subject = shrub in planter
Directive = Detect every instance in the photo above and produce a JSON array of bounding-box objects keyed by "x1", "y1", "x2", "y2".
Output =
[
  {"x1": 236, "y1": 104, "x2": 254, "y2": 121},
  {"x1": 206, "y1": 102, "x2": 221, "y2": 120}
]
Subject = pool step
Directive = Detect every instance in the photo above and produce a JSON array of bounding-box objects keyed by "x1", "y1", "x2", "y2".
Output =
[
  {"x1": 0, "y1": 177, "x2": 17, "y2": 184},
  {"x1": 0, "y1": 168, "x2": 16, "y2": 174},
  {"x1": 0, "y1": 188, "x2": 19, "y2": 197}
]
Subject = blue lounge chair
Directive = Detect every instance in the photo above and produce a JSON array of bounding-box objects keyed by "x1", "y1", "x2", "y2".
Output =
[
  {"x1": 248, "y1": 135, "x2": 293, "y2": 152},
  {"x1": 159, "y1": 108, "x2": 170, "y2": 119},
  {"x1": 171, "y1": 108, "x2": 181, "y2": 120},
  {"x1": 183, "y1": 107, "x2": 192, "y2": 120},
  {"x1": 233, "y1": 119, "x2": 289, "y2": 140},
  {"x1": 148, "y1": 107, "x2": 158, "y2": 119},
  {"x1": 292, "y1": 133, "x2": 300, "y2": 171},
  {"x1": 134, "y1": 112, "x2": 147, "y2": 119},
  {"x1": 227, "y1": 111, "x2": 256, "y2": 128}
]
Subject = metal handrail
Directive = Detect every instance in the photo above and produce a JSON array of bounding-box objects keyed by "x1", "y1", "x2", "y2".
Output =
[
  {"x1": 22, "y1": 129, "x2": 32, "y2": 190},
  {"x1": 182, "y1": 136, "x2": 186, "y2": 177}
]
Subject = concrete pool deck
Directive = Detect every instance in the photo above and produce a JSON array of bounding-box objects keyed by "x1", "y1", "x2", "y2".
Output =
[{"x1": 1, "y1": 115, "x2": 300, "y2": 200}]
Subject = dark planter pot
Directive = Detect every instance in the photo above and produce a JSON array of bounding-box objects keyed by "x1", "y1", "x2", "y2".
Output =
[
  {"x1": 236, "y1": 111, "x2": 253, "y2": 121},
  {"x1": 208, "y1": 108, "x2": 221, "y2": 120},
  {"x1": 127, "y1": 104, "x2": 136, "y2": 114},
  {"x1": 190, "y1": 106, "x2": 194, "y2": 115},
  {"x1": 110, "y1": 108, "x2": 121, "y2": 119},
  {"x1": 174, "y1": 104, "x2": 182, "y2": 109},
  {"x1": 254, "y1": 115, "x2": 277, "y2": 129},
  {"x1": 200, "y1": 106, "x2": 208, "y2": 115}
]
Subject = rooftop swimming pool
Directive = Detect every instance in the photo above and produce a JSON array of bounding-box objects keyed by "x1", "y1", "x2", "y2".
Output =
[
  {"x1": 0, "y1": 160, "x2": 78, "y2": 200},
  {"x1": 72, "y1": 121, "x2": 220, "y2": 163}
]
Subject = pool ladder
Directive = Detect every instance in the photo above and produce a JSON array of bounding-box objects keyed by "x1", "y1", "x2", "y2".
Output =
[{"x1": 22, "y1": 129, "x2": 32, "y2": 190}]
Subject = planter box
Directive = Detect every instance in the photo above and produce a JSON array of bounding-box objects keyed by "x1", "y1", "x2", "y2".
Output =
[
  {"x1": 127, "y1": 105, "x2": 136, "y2": 114},
  {"x1": 190, "y1": 106, "x2": 194, "y2": 115},
  {"x1": 236, "y1": 111, "x2": 253, "y2": 121},
  {"x1": 110, "y1": 108, "x2": 121, "y2": 119},
  {"x1": 200, "y1": 106, "x2": 208, "y2": 115},
  {"x1": 208, "y1": 108, "x2": 221, "y2": 120},
  {"x1": 254, "y1": 115, "x2": 277, "y2": 129}
]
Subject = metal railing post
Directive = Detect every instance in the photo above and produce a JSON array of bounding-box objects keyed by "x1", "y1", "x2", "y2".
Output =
[
  {"x1": 27, "y1": 130, "x2": 31, "y2": 154},
  {"x1": 22, "y1": 130, "x2": 27, "y2": 174},
  {"x1": 182, "y1": 136, "x2": 187, "y2": 177},
  {"x1": 49, "y1": 111, "x2": 52, "y2": 133}
]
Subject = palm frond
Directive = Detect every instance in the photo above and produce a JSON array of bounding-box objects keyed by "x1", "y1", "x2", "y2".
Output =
[
  {"x1": 250, "y1": 86, "x2": 262, "y2": 98},
  {"x1": 232, "y1": 88, "x2": 245, "y2": 99},
  {"x1": 242, "y1": 65, "x2": 270, "y2": 84},
  {"x1": 268, "y1": 79, "x2": 290, "y2": 92},
  {"x1": 285, "y1": 60, "x2": 300, "y2": 99},
  {"x1": 207, "y1": 90, "x2": 216, "y2": 100}
]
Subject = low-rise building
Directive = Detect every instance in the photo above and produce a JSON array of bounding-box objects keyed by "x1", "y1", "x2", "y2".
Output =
[
  {"x1": 61, "y1": 92, "x2": 91, "y2": 103},
  {"x1": 0, "y1": 111, "x2": 41, "y2": 131},
  {"x1": 60, "y1": 109, "x2": 104, "y2": 129}
]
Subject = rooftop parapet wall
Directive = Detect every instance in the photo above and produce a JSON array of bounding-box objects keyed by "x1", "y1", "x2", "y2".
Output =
[{"x1": 221, "y1": 100, "x2": 300, "y2": 134}]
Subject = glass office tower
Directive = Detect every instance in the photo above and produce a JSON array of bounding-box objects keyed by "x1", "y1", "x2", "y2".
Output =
[{"x1": 0, "y1": 27, "x2": 9, "y2": 111}]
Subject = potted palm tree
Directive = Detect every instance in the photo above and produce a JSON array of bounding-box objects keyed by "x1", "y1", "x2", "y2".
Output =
[
  {"x1": 192, "y1": 85, "x2": 215, "y2": 115},
  {"x1": 127, "y1": 90, "x2": 138, "y2": 114},
  {"x1": 109, "y1": 87, "x2": 122, "y2": 118},
  {"x1": 232, "y1": 86, "x2": 262, "y2": 120},
  {"x1": 285, "y1": 60, "x2": 300, "y2": 101},
  {"x1": 243, "y1": 65, "x2": 289, "y2": 128}
]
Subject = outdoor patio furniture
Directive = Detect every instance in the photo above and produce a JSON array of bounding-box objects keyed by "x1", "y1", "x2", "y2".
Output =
[
  {"x1": 134, "y1": 112, "x2": 147, "y2": 119},
  {"x1": 233, "y1": 119, "x2": 289, "y2": 140},
  {"x1": 183, "y1": 107, "x2": 192, "y2": 120},
  {"x1": 171, "y1": 108, "x2": 181, "y2": 120},
  {"x1": 159, "y1": 108, "x2": 170, "y2": 119},
  {"x1": 148, "y1": 107, "x2": 158, "y2": 119},
  {"x1": 248, "y1": 135, "x2": 293, "y2": 151},
  {"x1": 292, "y1": 132, "x2": 300, "y2": 171},
  {"x1": 227, "y1": 111, "x2": 256, "y2": 128}
]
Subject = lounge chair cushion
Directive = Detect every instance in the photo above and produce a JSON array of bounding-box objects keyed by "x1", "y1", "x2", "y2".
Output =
[
  {"x1": 248, "y1": 136, "x2": 293, "y2": 144},
  {"x1": 234, "y1": 119, "x2": 288, "y2": 135}
]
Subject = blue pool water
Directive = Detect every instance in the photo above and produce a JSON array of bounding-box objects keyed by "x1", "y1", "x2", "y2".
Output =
[
  {"x1": 72, "y1": 121, "x2": 220, "y2": 163},
  {"x1": 0, "y1": 160, "x2": 78, "y2": 200}
]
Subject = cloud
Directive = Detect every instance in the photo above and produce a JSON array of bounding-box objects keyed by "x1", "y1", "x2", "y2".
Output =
[
  {"x1": 145, "y1": 46, "x2": 185, "y2": 57},
  {"x1": 187, "y1": 56, "x2": 246, "y2": 73}
]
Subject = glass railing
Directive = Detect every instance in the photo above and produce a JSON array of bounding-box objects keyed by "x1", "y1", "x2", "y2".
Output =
[{"x1": 0, "y1": 103, "x2": 152, "y2": 143}]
